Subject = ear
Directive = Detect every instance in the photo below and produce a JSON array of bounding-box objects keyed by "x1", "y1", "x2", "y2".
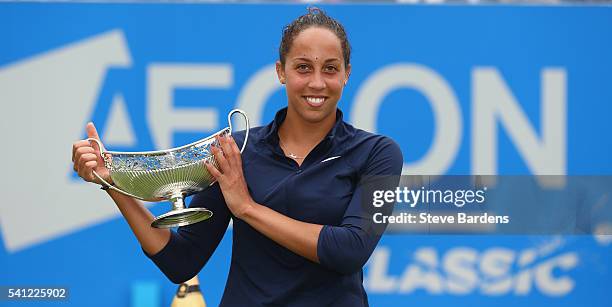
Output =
[
  {"x1": 276, "y1": 61, "x2": 286, "y2": 84},
  {"x1": 344, "y1": 63, "x2": 352, "y2": 86}
]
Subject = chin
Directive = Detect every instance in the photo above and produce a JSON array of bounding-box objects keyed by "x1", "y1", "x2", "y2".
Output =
[
  {"x1": 288, "y1": 96, "x2": 338, "y2": 123},
  {"x1": 301, "y1": 105, "x2": 337, "y2": 123}
]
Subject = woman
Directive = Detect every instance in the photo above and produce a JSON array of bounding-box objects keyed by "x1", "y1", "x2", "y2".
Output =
[{"x1": 72, "y1": 8, "x2": 402, "y2": 306}]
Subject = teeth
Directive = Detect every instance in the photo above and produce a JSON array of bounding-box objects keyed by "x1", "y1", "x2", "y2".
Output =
[{"x1": 306, "y1": 97, "x2": 325, "y2": 104}]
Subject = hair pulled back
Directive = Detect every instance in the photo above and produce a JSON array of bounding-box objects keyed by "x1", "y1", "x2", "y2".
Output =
[{"x1": 279, "y1": 7, "x2": 351, "y2": 69}]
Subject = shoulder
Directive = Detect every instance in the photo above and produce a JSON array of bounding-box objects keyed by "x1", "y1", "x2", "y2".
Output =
[
  {"x1": 354, "y1": 128, "x2": 401, "y2": 153},
  {"x1": 341, "y1": 124, "x2": 404, "y2": 177}
]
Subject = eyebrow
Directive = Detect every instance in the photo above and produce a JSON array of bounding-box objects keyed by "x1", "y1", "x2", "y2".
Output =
[{"x1": 291, "y1": 57, "x2": 341, "y2": 63}]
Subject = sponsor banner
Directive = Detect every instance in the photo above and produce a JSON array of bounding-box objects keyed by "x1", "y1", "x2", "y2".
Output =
[
  {"x1": 1, "y1": 3, "x2": 611, "y2": 306},
  {"x1": 366, "y1": 235, "x2": 610, "y2": 306}
]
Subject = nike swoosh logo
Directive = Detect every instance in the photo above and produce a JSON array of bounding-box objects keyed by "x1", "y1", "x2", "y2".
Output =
[{"x1": 321, "y1": 156, "x2": 341, "y2": 163}]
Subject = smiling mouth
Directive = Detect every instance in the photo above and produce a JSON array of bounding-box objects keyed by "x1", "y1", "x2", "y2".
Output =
[{"x1": 304, "y1": 96, "x2": 327, "y2": 107}]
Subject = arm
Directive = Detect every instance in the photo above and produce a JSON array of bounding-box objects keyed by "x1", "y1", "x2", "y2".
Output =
[
  {"x1": 145, "y1": 185, "x2": 231, "y2": 283},
  {"x1": 106, "y1": 189, "x2": 171, "y2": 255},
  {"x1": 207, "y1": 134, "x2": 403, "y2": 273},
  {"x1": 72, "y1": 123, "x2": 170, "y2": 255},
  {"x1": 73, "y1": 123, "x2": 230, "y2": 283},
  {"x1": 240, "y1": 201, "x2": 323, "y2": 263}
]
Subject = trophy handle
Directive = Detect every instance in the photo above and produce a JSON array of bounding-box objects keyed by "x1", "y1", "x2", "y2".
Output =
[
  {"x1": 85, "y1": 137, "x2": 148, "y2": 201},
  {"x1": 227, "y1": 109, "x2": 250, "y2": 154}
]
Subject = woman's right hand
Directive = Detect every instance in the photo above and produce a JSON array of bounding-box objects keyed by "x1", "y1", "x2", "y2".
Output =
[{"x1": 72, "y1": 122, "x2": 112, "y2": 185}]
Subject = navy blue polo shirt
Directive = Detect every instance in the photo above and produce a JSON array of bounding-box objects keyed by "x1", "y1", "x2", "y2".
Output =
[{"x1": 146, "y1": 107, "x2": 403, "y2": 306}]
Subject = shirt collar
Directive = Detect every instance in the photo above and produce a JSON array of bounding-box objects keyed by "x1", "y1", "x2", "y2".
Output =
[{"x1": 262, "y1": 107, "x2": 348, "y2": 145}]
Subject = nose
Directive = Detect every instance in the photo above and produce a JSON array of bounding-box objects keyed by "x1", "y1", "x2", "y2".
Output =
[{"x1": 308, "y1": 71, "x2": 326, "y2": 90}]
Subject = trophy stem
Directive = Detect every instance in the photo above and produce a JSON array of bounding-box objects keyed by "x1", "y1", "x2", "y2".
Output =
[{"x1": 170, "y1": 193, "x2": 186, "y2": 211}]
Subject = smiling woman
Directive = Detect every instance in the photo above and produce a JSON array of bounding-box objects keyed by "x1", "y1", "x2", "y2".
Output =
[
  {"x1": 71, "y1": 7, "x2": 403, "y2": 307},
  {"x1": 275, "y1": 8, "x2": 352, "y2": 163}
]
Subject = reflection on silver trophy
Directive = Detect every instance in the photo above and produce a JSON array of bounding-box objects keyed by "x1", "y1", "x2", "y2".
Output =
[{"x1": 88, "y1": 109, "x2": 250, "y2": 228}]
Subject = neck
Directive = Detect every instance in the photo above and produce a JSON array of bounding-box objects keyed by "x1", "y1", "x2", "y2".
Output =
[{"x1": 278, "y1": 107, "x2": 337, "y2": 149}]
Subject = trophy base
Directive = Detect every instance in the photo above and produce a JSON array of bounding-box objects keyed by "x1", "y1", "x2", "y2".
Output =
[{"x1": 151, "y1": 208, "x2": 213, "y2": 228}]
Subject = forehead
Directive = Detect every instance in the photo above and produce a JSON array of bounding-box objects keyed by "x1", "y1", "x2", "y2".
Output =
[{"x1": 288, "y1": 27, "x2": 343, "y2": 61}]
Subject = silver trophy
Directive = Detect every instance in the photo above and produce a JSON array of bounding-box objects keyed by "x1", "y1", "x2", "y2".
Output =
[{"x1": 87, "y1": 109, "x2": 249, "y2": 228}]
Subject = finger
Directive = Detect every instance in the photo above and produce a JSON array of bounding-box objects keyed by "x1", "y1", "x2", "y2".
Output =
[
  {"x1": 229, "y1": 135, "x2": 240, "y2": 154},
  {"x1": 86, "y1": 122, "x2": 103, "y2": 153},
  {"x1": 212, "y1": 145, "x2": 230, "y2": 174},
  {"x1": 74, "y1": 147, "x2": 94, "y2": 172},
  {"x1": 219, "y1": 134, "x2": 236, "y2": 167},
  {"x1": 72, "y1": 140, "x2": 90, "y2": 162},
  {"x1": 78, "y1": 153, "x2": 97, "y2": 179},
  {"x1": 220, "y1": 133, "x2": 233, "y2": 154},
  {"x1": 215, "y1": 134, "x2": 225, "y2": 152},
  {"x1": 228, "y1": 135, "x2": 242, "y2": 167},
  {"x1": 76, "y1": 146, "x2": 95, "y2": 156},
  {"x1": 76, "y1": 158, "x2": 87, "y2": 180},
  {"x1": 222, "y1": 135, "x2": 240, "y2": 168},
  {"x1": 84, "y1": 161, "x2": 98, "y2": 182},
  {"x1": 78, "y1": 153, "x2": 97, "y2": 171},
  {"x1": 73, "y1": 147, "x2": 95, "y2": 170},
  {"x1": 86, "y1": 122, "x2": 100, "y2": 140},
  {"x1": 205, "y1": 159, "x2": 223, "y2": 180}
]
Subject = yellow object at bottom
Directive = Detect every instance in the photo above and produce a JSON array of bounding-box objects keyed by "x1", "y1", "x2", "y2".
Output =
[{"x1": 170, "y1": 276, "x2": 206, "y2": 307}]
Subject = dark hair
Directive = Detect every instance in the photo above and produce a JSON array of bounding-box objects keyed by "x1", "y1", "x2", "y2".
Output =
[{"x1": 279, "y1": 7, "x2": 351, "y2": 69}]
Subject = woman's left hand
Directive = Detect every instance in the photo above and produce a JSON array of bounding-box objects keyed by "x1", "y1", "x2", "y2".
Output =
[{"x1": 205, "y1": 134, "x2": 254, "y2": 219}]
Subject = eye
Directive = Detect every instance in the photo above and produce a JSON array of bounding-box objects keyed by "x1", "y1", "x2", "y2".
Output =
[
  {"x1": 296, "y1": 64, "x2": 311, "y2": 72},
  {"x1": 323, "y1": 65, "x2": 339, "y2": 73}
]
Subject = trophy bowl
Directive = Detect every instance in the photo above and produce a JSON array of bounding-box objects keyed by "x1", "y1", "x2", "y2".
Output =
[{"x1": 87, "y1": 109, "x2": 249, "y2": 228}]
